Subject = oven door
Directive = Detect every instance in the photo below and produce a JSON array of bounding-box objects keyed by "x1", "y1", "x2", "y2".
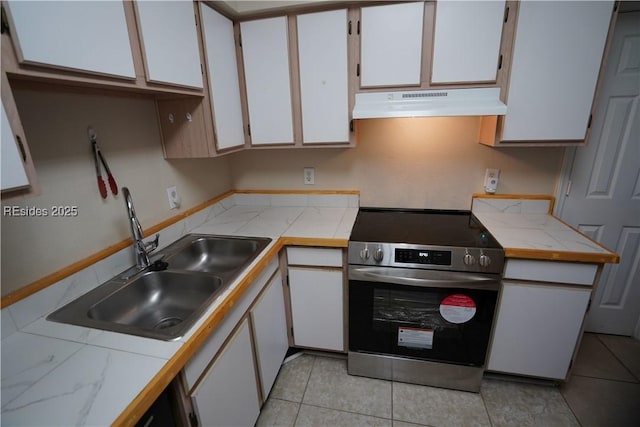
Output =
[{"x1": 348, "y1": 266, "x2": 499, "y2": 367}]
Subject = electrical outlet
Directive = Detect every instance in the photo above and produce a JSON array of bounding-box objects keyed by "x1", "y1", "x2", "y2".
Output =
[
  {"x1": 304, "y1": 167, "x2": 315, "y2": 185},
  {"x1": 166, "y1": 186, "x2": 180, "y2": 209},
  {"x1": 484, "y1": 169, "x2": 500, "y2": 193}
]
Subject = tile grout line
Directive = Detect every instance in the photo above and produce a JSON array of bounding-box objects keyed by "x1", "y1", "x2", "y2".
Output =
[
  {"x1": 595, "y1": 334, "x2": 640, "y2": 383},
  {"x1": 390, "y1": 378, "x2": 394, "y2": 424},
  {"x1": 570, "y1": 372, "x2": 639, "y2": 384},
  {"x1": 297, "y1": 402, "x2": 395, "y2": 424},
  {"x1": 558, "y1": 383, "x2": 584, "y2": 427},
  {"x1": 479, "y1": 381, "x2": 496, "y2": 427},
  {"x1": 292, "y1": 355, "x2": 316, "y2": 426}
]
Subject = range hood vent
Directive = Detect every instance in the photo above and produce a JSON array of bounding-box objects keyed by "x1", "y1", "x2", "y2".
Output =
[{"x1": 352, "y1": 87, "x2": 506, "y2": 119}]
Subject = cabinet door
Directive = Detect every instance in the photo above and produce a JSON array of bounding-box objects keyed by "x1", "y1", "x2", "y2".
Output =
[
  {"x1": 250, "y1": 272, "x2": 288, "y2": 399},
  {"x1": 135, "y1": 0, "x2": 203, "y2": 89},
  {"x1": 5, "y1": 1, "x2": 135, "y2": 79},
  {"x1": 191, "y1": 319, "x2": 260, "y2": 427},
  {"x1": 200, "y1": 4, "x2": 245, "y2": 151},
  {"x1": 241, "y1": 17, "x2": 294, "y2": 145},
  {"x1": 1, "y1": 102, "x2": 29, "y2": 191},
  {"x1": 502, "y1": 1, "x2": 613, "y2": 141},
  {"x1": 488, "y1": 282, "x2": 591, "y2": 379},
  {"x1": 288, "y1": 267, "x2": 344, "y2": 351},
  {"x1": 297, "y1": 10, "x2": 350, "y2": 144},
  {"x1": 184, "y1": 259, "x2": 278, "y2": 390},
  {"x1": 360, "y1": 2, "x2": 424, "y2": 87},
  {"x1": 431, "y1": 1, "x2": 505, "y2": 84}
]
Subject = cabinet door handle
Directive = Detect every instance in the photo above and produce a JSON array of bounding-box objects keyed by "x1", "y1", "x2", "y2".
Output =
[{"x1": 16, "y1": 135, "x2": 27, "y2": 162}]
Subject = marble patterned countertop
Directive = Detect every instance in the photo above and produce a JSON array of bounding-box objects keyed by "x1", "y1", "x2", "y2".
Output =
[
  {"x1": 2, "y1": 193, "x2": 619, "y2": 425},
  {"x1": 471, "y1": 196, "x2": 619, "y2": 263},
  {"x1": 0, "y1": 192, "x2": 358, "y2": 426}
]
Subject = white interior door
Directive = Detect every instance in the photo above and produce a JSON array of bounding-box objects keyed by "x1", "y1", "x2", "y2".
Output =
[{"x1": 558, "y1": 12, "x2": 640, "y2": 337}]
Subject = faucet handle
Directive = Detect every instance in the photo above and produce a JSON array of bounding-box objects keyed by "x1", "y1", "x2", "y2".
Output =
[{"x1": 145, "y1": 234, "x2": 159, "y2": 253}]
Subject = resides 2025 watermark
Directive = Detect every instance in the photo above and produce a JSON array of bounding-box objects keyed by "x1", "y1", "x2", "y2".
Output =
[{"x1": 3, "y1": 205, "x2": 79, "y2": 217}]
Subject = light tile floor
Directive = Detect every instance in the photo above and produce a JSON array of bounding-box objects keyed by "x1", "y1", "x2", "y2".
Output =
[{"x1": 256, "y1": 333, "x2": 640, "y2": 427}]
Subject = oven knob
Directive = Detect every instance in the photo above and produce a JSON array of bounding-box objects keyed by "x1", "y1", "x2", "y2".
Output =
[
  {"x1": 463, "y1": 250, "x2": 476, "y2": 265},
  {"x1": 360, "y1": 247, "x2": 370, "y2": 261},
  {"x1": 373, "y1": 247, "x2": 384, "y2": 263},
  {"x1": 479, "y1": 254, "x2": 491, "y2": 267}
]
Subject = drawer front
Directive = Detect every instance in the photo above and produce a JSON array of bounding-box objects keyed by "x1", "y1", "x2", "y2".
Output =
[
  {"x1": 287, "y1": 247, "x2": 343, "y2": 267},
  {"x1": 504, "y1": 259, "x2": 598, "y2": 286}
]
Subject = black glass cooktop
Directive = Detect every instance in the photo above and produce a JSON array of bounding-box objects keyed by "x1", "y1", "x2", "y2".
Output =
[{"x1": 349, "y1": 208, "x2": 502, "y2": 249}]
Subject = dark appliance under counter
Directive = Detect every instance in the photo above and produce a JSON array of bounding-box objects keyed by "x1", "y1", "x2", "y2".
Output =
[{"x1": 347, "y1": 208, "x2": 504, "y2": 393}]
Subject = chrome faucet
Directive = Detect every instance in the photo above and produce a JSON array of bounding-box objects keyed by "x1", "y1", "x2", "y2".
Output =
[{"x1": 122, "y1": 187, "x2": 158, "y2": 270}]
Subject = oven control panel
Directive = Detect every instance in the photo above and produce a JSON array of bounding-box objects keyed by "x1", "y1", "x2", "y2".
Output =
[
  {"x1": 395, "y1": 249, "x2": 451, "y2": 266},
  {"x1": 348, "y1": 242, "x2": 504, "y2": 274}
]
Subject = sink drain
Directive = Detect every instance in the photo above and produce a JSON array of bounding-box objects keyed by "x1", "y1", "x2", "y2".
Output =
[{"x1": 154, "y1": 317, "x2": 182, "y2": 330}]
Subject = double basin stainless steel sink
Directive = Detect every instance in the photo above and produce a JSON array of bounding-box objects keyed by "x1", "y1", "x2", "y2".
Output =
[{"x1": 47, "y1": 234, "x2": 271, "y2": 341}]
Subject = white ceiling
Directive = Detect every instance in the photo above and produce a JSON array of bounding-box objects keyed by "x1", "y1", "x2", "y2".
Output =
[
  {"x1": 221, "y1": 1, "x2": 323, "y2": 14},
  {"x1": 214, "y1": 0, "x2": 366, "y2": 17}
]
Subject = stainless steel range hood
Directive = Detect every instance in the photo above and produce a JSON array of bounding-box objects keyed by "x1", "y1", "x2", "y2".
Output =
[{"x1": 352, "y1": 87, "x2": 506, "y2": 119}]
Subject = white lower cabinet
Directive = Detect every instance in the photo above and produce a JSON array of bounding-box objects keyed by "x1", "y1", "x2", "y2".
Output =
[
  {"x1": 181, "y1": 259, "x2": 282, "y2": 425},
  {"x1": 250, "y1": 271, "x2": 289, "y2": 399},
  {"x1": 183, "y1": 259, "x2": 278, "y2": 390},
  {"x1": 191, "y1": 318, "x2": 260, "y2": 427},
  {"x1": 288, "y1": 266, "x2": 344, "y2": 351},
  {"x1": 488, "y1": 281, "x2": 591, "y2": 379}
]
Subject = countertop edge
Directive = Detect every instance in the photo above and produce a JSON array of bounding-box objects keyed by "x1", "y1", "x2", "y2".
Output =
[{"x1": 504, "y1": 247, "x2": 620, "y2": 264}]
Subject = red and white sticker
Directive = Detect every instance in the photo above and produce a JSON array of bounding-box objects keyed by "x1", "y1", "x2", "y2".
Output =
[{"x1": 440, "y1": 294, "x2": 476, "y2": 324}]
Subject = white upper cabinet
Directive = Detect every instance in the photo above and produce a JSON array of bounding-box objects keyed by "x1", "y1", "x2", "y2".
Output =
[
  {"x1": 1, "y1": 103, "x2": 29, "y2": 192},
  {"x1": 200, "y1": 4, "x2": 245, "y2": 151},
  {"x1": 501, "y1": 1, "x2": 614, "y2": 141},
  {"x1": 360, "y1": 2, "x2": 425, "y2": 87},
  {"x1": 297, "y1": 9, "x2": 350, "y2": 144},
  {"x1": 241, "y1": 17, "x2": 294, "y2": 145},
  {"x1": 135, "y1": 0, "x2": 203, "y2": 89},
  {"x1": 431, "y1": 1, "x2": 505, "y2": 84},
  {"x1": 4, "y1": 1, "x2": 135, "y2": 79}
]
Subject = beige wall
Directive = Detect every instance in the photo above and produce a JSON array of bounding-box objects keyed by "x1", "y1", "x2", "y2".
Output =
[
  {"x1": 1, "y1": 98, "x2": 564, "y2": 298},
  {"x1": 1, "y1": 89, "x2": 232, "y2": 296},
  {"x1": 229, "y1": 117, "x2": 564, "y2": 209}
]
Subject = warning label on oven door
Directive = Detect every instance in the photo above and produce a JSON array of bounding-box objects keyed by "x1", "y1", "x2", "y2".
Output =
[
  {"x1": 398, "y1": 327, "x2": 434, "y2": 349},
  {"x1": 440, "y1": 294, "x2": 477, "y2": 324}
]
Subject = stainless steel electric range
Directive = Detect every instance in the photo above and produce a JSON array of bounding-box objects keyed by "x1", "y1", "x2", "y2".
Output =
[{"x1": 347, "y1": 208, "x2": 504, "y2": 392}]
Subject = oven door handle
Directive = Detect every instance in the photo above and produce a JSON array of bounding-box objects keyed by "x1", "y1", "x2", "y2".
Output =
[{"x1": 349, "y1": 266, "x2": 500, "y2": 290}]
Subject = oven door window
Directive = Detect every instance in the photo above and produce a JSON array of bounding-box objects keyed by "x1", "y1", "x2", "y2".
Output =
[{"x1": 349, "y1": 280, "x2": 497, "y2": 367}]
